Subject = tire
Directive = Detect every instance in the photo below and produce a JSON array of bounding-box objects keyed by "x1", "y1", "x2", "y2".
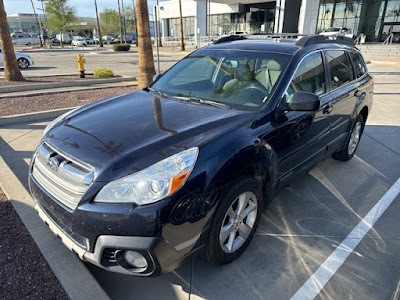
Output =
[
  {"x1": 204, "y1": 177, "x2": 263, "y2": 265},
  {"x1": 332, "y1": 114, "x2": 365, "y2": 161},
  {"x1": 26, "y1": 42, "x2": 31, "y2": 46},
  {"x1": 17, "y1": 58, "x2": 29, "y2": 69}
]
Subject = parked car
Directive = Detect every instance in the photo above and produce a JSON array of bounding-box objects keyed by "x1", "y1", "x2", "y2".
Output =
[
  {"x1": 0, "y1": 49, "x2": 34, "y2": 69},
  {"x1": 87, "y1": 38, "x2": 95, "y2": 44},
  {"x1": 11, "y1": 32, "x2": 39, "y2": 45},
  {"x1": 228, "y1": 31, "x2": 248, "y2": 36},
  {"x1": 102, "y1": 35, "x2": 113, "y2": 42},
  {"x1": 49, "y1": 37, "x2": 61, "y2": 46},
  {"x1": 72, "y1": 36, "x2": 87, "y2": 47},
  {"x1": 56, "y1": 33, "x2": 72, "y2": 43},
  {"x1": 29, "y1": 35, "x2": 373, "y2": 276},
  {"x1": 320, "y1": 27, "x2": 354, "y2": 39}
]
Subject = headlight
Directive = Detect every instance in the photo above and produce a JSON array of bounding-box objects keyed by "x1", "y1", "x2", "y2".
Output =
[
  {"x1": 94, "y1": 147, "x2": 199, "y2": 205},
  {"x1": 42, "y1": 108, "x2": 78, "y2": 137}
]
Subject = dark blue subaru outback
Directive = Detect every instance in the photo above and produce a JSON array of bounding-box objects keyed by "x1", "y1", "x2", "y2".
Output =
[{"x1": 29, "y1": 35, "x2": 373, "y2": 276}]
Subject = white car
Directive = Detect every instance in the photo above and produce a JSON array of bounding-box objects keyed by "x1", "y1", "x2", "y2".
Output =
[
  {"x1": 72, "y1": 37, "x2": 87, "y2": 47},
  {"x1": 228, "y1": 31, "x2": 248, "y2": 36},
  {"x1": 0, "y1": 49, "x2": 34, "y2": 69},
  {"x1": 319, "y1": 27, "x2": 354, "y2": 39}
]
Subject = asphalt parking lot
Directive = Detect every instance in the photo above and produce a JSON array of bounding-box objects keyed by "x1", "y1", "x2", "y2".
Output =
[
  {"x1": 0, "y1": 45, "x2": 187, "y2": 77},
  {"x1": 0, "y1": 62, "x2": 399, "y2": 299}
]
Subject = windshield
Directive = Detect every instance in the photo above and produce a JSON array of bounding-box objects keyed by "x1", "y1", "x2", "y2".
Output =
[{"x1": 151, "y1": 49, "x2": 290, "y2": 111}]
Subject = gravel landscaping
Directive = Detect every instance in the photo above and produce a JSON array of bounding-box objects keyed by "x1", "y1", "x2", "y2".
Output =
[
  {"x1": 0, "y1": 187, "x2": 68, "y2": 300},
  {"x1": 0, "y1": 75, "x2": 109, "y2": 86},
  {"x1": 0, "y1": 86, "x2": 137, "y2": 116}
]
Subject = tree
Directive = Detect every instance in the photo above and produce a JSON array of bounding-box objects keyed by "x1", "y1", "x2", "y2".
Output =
[
  {"x1": 122, "y1": 7, "x2": 136, "y2": 34},
  {"x1": 94, "y1": 0, "x2": 103, "y2": 47},
  {"x1": 0, "y1": 0, "x2": 24, "y2": 81},
  {"x1": 136, "y1": 0, "x2": 155, "y2": 88},
  {"x1": 100, "y1": 9, "x2": 119, "y2": 36},
  {"x1": 117, "y1": 0, "x2": 124, "y2": 43},
  {"x1": 29, "y1": 0, "x2": 43, "y2": 47},
  {"x1": 45, "y1": 0, "x2": 76, "y2": 48},
  {"x1": 178, "y1": 0, "x2": 185, "y2": 51}
]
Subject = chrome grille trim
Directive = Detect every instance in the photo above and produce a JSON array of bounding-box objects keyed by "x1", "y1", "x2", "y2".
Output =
[{"x1": 32, "y1": 143, "x2": 93, "y2": 210}]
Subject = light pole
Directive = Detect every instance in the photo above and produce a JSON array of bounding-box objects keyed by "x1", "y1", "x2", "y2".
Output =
[
  {"x1": 156, "y1": 0, "x2": 162, "y2": 47},
  {"x1": 121, "y1": 0, "x2": 127, "y2": 43}
]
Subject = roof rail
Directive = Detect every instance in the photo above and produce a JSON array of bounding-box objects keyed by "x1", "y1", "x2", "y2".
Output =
[
  {"x1": 295, "y1": 35, "x2": 355, "y2": 47},
  {"x1": 212, "y1": 33, "x2": 356, "y2": 47}
]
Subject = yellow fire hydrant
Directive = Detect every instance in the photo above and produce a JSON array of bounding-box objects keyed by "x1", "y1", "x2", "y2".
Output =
[{"x1": 77, "y1": 54, "x2": 86, "y2": 78}]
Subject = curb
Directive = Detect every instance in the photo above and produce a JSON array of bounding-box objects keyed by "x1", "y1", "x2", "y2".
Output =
[
  {"x1": 0, "y1": 107, "x2": 77, "y2": 126},
  {"x1": 0, "y1": 76, "x2": 136, "y2": 94},
  {"x1": 0, "y1": 82, "x2": 137, "y2": 99}
]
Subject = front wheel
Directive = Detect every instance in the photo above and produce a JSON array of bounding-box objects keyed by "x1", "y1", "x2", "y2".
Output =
[
  {"x1": 204, "y1": 177, "x2": 262, "y2": 265},
  {"x1": 17, "y1": 58, "x2": 29, "y2": 69},
  {"x1": 332, "y1": 114, "x2": 365, "y2": 161}
]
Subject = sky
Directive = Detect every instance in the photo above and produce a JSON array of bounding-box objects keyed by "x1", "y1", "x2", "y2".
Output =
[{"x1": 4, "y1": 0, "x2": 157, "y2": 18}]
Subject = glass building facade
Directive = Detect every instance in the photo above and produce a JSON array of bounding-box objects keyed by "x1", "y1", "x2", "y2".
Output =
[
  {"x1": 317, "y1": 0, "x2": 400, "y2": 42},
  {"x1": 165, "y1": 3, "x2": 276, "y2": 38}
]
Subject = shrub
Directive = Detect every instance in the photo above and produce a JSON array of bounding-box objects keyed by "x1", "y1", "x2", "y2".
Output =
[
  {"x1": 113, "y1": 44, "x2": 131, "y2": 51},
  {"x1": 93, "y1": 68, "x2": 114, "y2": 78}
]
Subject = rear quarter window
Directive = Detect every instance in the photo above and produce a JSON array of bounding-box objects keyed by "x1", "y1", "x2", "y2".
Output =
[
  {"x1": 349, "y1": 51, "x2": 367, "y2": 79},
  {"x1": 325, "y1": 50, "x2": 353, "y2": 89}
]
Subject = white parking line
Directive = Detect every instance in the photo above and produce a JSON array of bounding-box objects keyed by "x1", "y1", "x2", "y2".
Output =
[{"x1": 291, "y1": 177, "x2": 400, "y2": 300}]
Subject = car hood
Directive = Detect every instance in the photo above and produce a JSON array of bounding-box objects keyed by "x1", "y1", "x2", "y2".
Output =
[{"x1": 44, "y1": 90, "x2": 253, "y2": 181}]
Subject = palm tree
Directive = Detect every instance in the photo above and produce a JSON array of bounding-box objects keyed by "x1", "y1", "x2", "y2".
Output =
[
  {"x1": 0, "y1": 0, "x2": 24, "y2": 81},
  {"x1": 29, "y1": 0, "x2": 43, "y2": 47},
  {"x1": 94, "y1": 0, "x2": 103, "y2": 47},
  {"x1": 117, "y1": 0, "x2": 124, "y2": 44},
  {"x1": 178, "y1": 0, "x2": 185, "y2": 51},
  {"x1": 136, "y1": 0, "x2": 156, "y2": 88}
]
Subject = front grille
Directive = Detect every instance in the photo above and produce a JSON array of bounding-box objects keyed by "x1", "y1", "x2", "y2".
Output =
[{"x1": 32, "y1": 143, "x2": 93, "y2": 210}]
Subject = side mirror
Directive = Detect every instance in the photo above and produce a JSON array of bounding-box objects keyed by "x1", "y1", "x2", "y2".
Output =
[
  {"x1": 153, "y1": 73, "x2": 162, "y2": 82},
  {"x1": 284, "y1": 92, "x2": 320, "y2": 112}
]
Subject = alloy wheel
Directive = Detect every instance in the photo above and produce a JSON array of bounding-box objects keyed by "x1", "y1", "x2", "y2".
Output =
[
  {"x1": 219, "y1": 191, "x2": 258, "y2": 254},
  {"x1": 348, "y1": 121, "x2": 362, "y2": 155},
  {"x1": 18, "y1": 58, "x2": 29, "y2": 69}
]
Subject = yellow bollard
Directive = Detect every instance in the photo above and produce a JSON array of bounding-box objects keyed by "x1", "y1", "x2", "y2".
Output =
[{"x1": 77, "y1": 54, "x2": 86, "y2": 78}]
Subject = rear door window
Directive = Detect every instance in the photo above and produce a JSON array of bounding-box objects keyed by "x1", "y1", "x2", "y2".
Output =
[
  {"x1": 349, "y1": 51, "x2": 367, "y2": 78},
  {"x1": 325, "y1": 50, "x2": 353, "y2": 89}
]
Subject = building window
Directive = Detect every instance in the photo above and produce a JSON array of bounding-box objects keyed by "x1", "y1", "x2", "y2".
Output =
[
  {"x1": 317, "y1": 0, "x2": 393, "y2": 42},
  {"x1": 166, "y1": 16, "x2": 195, "y2": 38}
]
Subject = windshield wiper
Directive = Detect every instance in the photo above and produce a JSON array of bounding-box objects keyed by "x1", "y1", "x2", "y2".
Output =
[
  {"x1": 147, "y1": 87, "x2": 169, "y2": 98},
  {"x1": 175, "y1": 96, "x2": 231, "y2": 109}
]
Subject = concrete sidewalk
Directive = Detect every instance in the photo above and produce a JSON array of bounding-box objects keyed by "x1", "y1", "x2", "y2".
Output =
[{"x1": 0, "y1": 123, "x2": 110, "y2": 300}]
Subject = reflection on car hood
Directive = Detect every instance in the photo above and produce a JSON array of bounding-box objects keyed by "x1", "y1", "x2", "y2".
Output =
[{"x1": 45, "y1": 90, "x2": 253, "y2": 181}]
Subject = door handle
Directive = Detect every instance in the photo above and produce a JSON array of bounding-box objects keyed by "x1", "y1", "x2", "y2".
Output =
[{"x1": 323, "y1": 104, "x2": 333, "y2": 115}]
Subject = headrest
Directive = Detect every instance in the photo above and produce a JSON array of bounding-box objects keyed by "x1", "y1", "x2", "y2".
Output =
[{"x1": 267, "y1": 60, "x2": 281, "y2": 71}]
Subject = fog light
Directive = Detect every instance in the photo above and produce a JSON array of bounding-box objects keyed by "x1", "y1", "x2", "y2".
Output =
[{"x1": 123, "y1": 250, "x2": 148, "y2": 269}]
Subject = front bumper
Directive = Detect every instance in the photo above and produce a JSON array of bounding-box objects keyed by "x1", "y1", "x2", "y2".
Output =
[
  {"x1": 34, "y1": 200, "x2": 185, "y2": 276},
  {"x1": 29, "y1": 172, "x2": 199, "y2": 276}
]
